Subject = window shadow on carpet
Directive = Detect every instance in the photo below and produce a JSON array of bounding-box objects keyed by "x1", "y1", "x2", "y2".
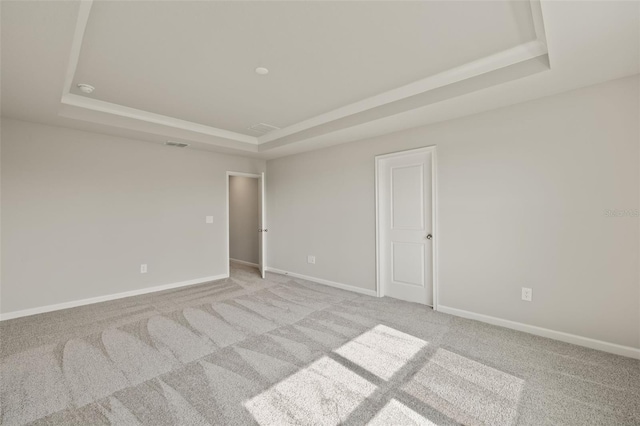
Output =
[{"x1": 245, "y1": 324, "x2": 524, "y2": 425}]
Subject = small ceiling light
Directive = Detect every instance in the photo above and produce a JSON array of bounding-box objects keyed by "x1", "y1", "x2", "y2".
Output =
[
  {"x1": 255, "y1": 67, "x2": 269, "y2": 75},
  {"x1": 77, "y1": 83, "x2": 95, "y2": 94}
]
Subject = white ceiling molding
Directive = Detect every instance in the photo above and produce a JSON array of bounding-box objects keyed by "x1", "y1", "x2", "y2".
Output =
[
  {"x1": 61, "y1": 0, "x2": 93, "y2": 97},
  {"x1": 58, "y1": 97, "x2": 259, "y2": 153},
  {"x1": 259, "y1": 54, "x2": 549, "y2": 154},
  {"x1": 258, "y1": 41, "x2": 548, "y2": 150},
  {"x1": 60, "y1": 93, "x2": 258, "y2": 146},
  {"x1": 58, "y1": 0, "x2": 549, "y2": 156},
  {"x1": 529, "y1": 0, "x2": 548, "y2": 49}
]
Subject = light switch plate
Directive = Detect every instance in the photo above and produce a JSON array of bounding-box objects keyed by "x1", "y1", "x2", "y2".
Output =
[{"x1": 206, "y1": 216, "x2": 214, "y2": 224}]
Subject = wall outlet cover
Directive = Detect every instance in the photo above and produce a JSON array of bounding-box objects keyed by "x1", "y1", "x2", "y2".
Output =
[
  {"x1": 307, "y1": 255, "x2": 316, "y2": 264},
  {"x1": 140, "y1": 264, "x2": 148, "y2": 274},
  {"x1": 521, "y1": 287, "x2": 532, "y2": 301}
]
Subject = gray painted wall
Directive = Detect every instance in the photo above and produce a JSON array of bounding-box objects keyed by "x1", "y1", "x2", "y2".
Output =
[
  {"x1": 267, "y1": 75, "x2": 640, "y2": 349},
  {"x1": 0, "y1": 118, "x2": 265, "y2": 313},
  {"x1": 229, "y1": 176, "x2": 259, "y2": 265}
]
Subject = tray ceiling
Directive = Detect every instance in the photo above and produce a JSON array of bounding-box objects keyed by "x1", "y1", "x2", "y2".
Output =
[
  {"x1": 71, "y1": 1, "x2": 537, "y2": 136},
  {"x1": 5, "y1": 1, "x2": 638, "y2": 158},
  {"x1": 20, "y1": 1, "x2": 640, "y2": 159},
  {"x1": 54, "y1": 0, "x2": 548, "y2": 154}
]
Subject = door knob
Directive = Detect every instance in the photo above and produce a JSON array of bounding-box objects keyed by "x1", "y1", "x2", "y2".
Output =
[{"x1": 426, "y1": 234, "x2": 432, "y2": 240}]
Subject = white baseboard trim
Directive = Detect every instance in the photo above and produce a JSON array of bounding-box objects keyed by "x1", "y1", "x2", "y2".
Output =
[
  {"x1": 266, "y1": 267, "x2": 377, "y2": 297},
  {"x1": 230, "y1": 258, "x2": 259, "y2": 268},
  {"x1": 0, "y1": 274, "x2": 229, "y2": 321},
  {"x1": 438, "y1": 305, "x2": 640, "y2": 360}
]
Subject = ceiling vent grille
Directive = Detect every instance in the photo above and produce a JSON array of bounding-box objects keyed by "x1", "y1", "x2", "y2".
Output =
[
  {"x1": 248, "y1": 123, "x2": 280, "y2": 135},
  {"x1": 165, "y1": 141, "x2": 189, "y2": 148}
]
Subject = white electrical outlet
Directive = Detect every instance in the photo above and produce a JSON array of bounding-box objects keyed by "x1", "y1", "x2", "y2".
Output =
[
  {"x1": 307, "y1": 255, "x2": 316, "y2": 264},
  {"x1": 205, "y1": 216, "x2": 214, "y2": 224},
  {"x1": 140, "y1": 264, "x2": 148, "y2": 274},
  {"x1": 521, "y1": 287, "x2": 532, "y2": 301}
]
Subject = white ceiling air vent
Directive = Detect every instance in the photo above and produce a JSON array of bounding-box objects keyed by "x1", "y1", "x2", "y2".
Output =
[
  {"x1": 165, "y1": 141, "x2": 189, "y2": 148},
  {"x1": 248, "y1": 123, "x2": 280, "y2": 135}
]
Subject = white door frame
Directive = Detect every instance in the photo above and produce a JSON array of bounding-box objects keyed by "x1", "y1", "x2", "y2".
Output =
[
  {"x1": 375, "y1": 146, "x2": 439, "y2": 310},
  {"x1": 226, "y1": 171, "x2": 263, "y2": 277}
]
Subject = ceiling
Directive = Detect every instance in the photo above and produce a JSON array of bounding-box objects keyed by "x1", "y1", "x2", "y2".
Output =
[
  {"x1": 72, "y1": 1, "x2": 536, "y2": 135},
  {"x1": 1, "y1": 1, "x2": 638, "y2": 159}
]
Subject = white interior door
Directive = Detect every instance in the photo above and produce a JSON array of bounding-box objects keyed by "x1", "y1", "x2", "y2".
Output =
[
  {"x1": 377, "y1": 148, "x2": 434, "y2": 305},
  {"x1": 258, "y1": 172, "x2": 266, "y2": 278}
]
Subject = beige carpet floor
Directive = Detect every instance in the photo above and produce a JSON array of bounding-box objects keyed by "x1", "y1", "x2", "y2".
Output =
[{"x1": 1, "y1": 263, "x2": 639, "y2": 425}]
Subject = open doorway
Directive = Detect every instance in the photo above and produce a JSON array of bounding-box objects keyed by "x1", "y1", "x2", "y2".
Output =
[{"x1": 226, "y1": 172, "x2": 266, "y2": 278}]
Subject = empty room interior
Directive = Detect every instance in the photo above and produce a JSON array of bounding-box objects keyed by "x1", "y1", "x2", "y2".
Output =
[{"x1": 1, "y1": 1, "x2": 639, "y2": 425}]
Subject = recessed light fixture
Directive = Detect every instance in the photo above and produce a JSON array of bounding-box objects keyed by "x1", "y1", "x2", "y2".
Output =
[
  {"x1": 77, "y1": 83, "x2": 95, "y2": 94},
  {"x1": 255, "y1": 67, "x2": 269, "y2": 75},
  {"x1": 165, "y1": 141, "x2": 189, "y2": 148}
]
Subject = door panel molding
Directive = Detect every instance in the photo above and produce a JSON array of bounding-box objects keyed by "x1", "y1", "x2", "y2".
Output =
[
  {"x1": 391, "y1": 242, "x2": 425, "y2": 287},
  {"x1": 390, "y1": 163, "x2": 425, "y2": 230}
]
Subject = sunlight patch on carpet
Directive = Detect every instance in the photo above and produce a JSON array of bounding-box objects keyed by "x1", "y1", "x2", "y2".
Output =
[
  {"x1": 334, "y1": 324, "x2": 428, "y2": 380},
  {"x1": 245, "y1": 356, "x2": 376, "y2": 425},
  {"x1": 402, "y1": 348, "x2": 524, "y2": 426},
  {"x1": 368, "y1": 399, "x2": 437, "y2": 425}
]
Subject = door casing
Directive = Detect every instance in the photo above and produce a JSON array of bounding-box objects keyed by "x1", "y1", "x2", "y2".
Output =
[{"x1": 375, "y1": 146, "x2": 438, "y2": 310}]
